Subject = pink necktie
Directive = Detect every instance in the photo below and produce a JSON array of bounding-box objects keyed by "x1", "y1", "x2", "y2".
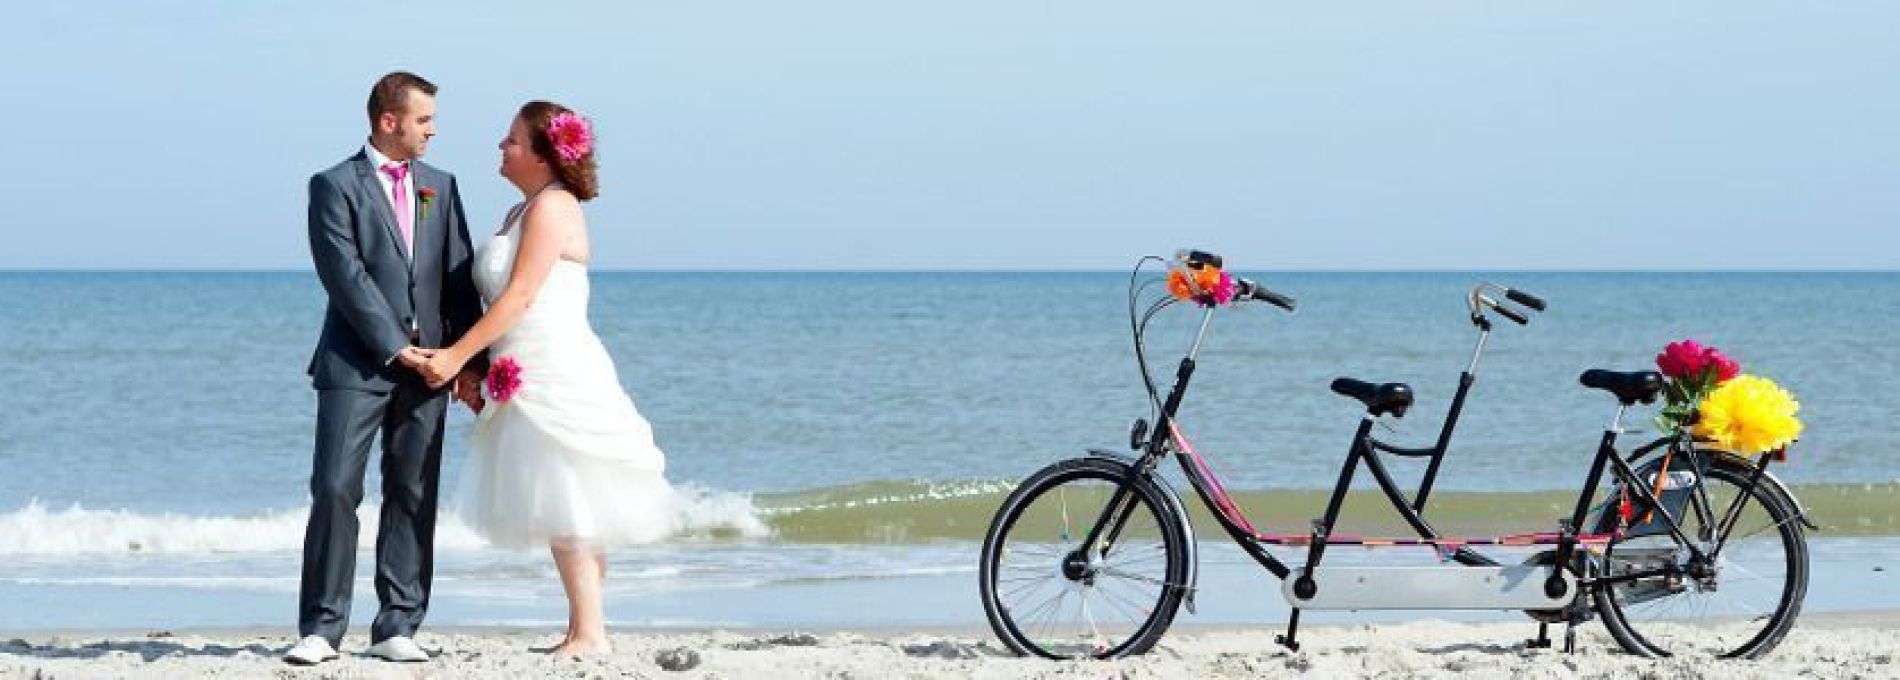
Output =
[{"x1": 380, "y1": 162, "x2": 414, "y2": 257}]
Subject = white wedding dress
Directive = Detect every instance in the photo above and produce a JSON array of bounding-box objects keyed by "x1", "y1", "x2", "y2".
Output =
[{"x1": 456, "y1": 201, "x2": 676, "y2": 548}]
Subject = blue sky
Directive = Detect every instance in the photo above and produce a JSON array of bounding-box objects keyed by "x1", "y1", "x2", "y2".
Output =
[{"x1": 1, "y1": 2, "x2": 1894, "y2": 270}]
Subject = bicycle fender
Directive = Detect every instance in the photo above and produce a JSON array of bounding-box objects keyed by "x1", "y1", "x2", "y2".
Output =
[{"x1": 1087, "y1": 449, "x2": 1201, "y2": 613}]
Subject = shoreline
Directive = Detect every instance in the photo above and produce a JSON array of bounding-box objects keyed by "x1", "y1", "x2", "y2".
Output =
[
  {"x1": 4, "y1": 614, "x2": 1898, "y2": 679},
  {"x1": 1, "y1": 536, "x2": 1894, "y2": 633}
]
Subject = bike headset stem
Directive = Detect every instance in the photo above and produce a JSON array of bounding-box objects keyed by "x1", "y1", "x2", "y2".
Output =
[
  {"x1": 1081, "y1": 304, "x2": 1222, "y2": 559},
  {"x1": 1070, "y1": 304, "x2": 1216, "y2": 559},
  {"x1": 1187, "y1": 305, "x2": 1217, "y2": 362},
  {"x1": 1409, "y1": 298, "x2": 1494, "y2": 512},
  {"x1": 1465, "y1": 326, "x2": 1491, "y2": 377},
  {"x1": 1136, "y1": 305, "x2": 1217, "y2": 468}
]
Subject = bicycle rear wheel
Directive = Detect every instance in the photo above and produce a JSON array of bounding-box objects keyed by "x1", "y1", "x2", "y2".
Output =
[
  {"x1": 1594, "y1": 455, "x2": 1808, "y2": 658},
  {"x1": 979, "y1": 457, "x2": 1190, "y2": 659}
]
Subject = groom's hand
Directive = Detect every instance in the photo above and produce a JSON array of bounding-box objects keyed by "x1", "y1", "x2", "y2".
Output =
[
  {"x1": 453, "y1": 370, "x2": 485, "y2": 413},
  {"x1": 396, "y1": 346, "x2": 435, "y2": 369}
]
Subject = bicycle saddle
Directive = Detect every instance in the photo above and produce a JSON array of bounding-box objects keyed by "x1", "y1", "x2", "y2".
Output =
[
  {"x1": 1579, "y1": 369, "x2": 1665, "y2": 405},
  {"x1": 1330, "y1": 378, "x2": 1414, "y2": 418}
]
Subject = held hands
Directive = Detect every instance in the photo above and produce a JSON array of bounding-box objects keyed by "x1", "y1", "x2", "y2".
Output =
[
  {"x1": 419, "y1": 349, "x2": 471, "y2": 390},
  {"x1": 396, "y1": 346, "x2": 435, "y2": 370},
  {"x1": 397, "y1": 345, "x2": 484, "y2": 411}
]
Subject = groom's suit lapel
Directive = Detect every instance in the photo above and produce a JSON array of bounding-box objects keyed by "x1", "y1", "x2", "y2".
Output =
[
  {"x1": 353, "y1": 151, "x2": 415, "y2": 276},
  {"x1": 410, "y1": 163, "x2": 443, "y2": 278}
]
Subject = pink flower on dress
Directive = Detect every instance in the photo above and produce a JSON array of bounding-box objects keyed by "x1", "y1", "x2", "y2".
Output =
[
  {"x1": 545, "y1": 112, "x2": 593, "y2": 163},
  {"x1": 486, "y1": 356, "x2": 523, "y2": 403}
]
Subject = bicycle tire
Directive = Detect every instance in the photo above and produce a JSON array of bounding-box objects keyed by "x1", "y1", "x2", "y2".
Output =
[
  {"x1": 979, "y1": 457, "x2": 1190, "y2": 659},
  {"x1": 1593, "y1": 454, "x2": 1808, "y2": 658}
]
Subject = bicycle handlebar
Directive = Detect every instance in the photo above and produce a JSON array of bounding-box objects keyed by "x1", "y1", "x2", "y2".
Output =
[
  {"x1": 1504, "y1": 288, "x2": 1546, "y2": 312},
  {"x1": 1236, "y1": 278, "x2": 1297, "y2": 312},
  {"x1": 1468, "y1": 282, "x2": 1544, "y2": 326},
  {"x1": 1490, "y1": 302, "x2": 1529, "y2": 325}
]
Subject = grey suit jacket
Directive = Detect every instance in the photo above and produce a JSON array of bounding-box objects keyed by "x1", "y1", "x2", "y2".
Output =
[{"x1": 306, "y1": 150, "x2": 483, "y2": 391}]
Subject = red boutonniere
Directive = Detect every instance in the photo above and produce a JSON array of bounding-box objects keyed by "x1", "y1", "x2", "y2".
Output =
[{"x1": 418, "y1": 187, "x2": 437, "y2": 220}]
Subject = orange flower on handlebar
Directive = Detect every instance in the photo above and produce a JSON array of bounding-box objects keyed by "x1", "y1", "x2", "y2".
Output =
[{"x1": 1168, "y1": 267, "x2": 1237, "y2": 306}]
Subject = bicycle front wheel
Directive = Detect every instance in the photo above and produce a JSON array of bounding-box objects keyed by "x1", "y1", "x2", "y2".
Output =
[
  {"x1": 1594, "y1": 455, "x2": 1808, "y2": 658},
  {"x1": 979, "y1": 457, "x2": 1190, "y2": 659}
]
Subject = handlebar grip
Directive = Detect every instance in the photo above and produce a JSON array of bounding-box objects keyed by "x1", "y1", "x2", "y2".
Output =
[
  {"x1": 1493, "y1": 304, "x2": 1529, "y2": 325},
  {"x1": 1236, "y1": 278, "x2": 1297, "y2": 312},
  {"x1": 1504, "y1": 288, "x2": 1546, "y2": 312},
  {"x1": 1259, "y1": 289, "x2": 1297, "y2": 312}
]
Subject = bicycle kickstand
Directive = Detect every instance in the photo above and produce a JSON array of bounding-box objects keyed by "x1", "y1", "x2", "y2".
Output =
[
  {"x1": 1275, "y1": 608, "x2": 1303, "y2": 652},
  {"x1": 1526, "y1": 622, "x2": 1551, "y2": 649},
  {"x1": 1563, "y1": 618, "x2": 1578, "y2": 654}
]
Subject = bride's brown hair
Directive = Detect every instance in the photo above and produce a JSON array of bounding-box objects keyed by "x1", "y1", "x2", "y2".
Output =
[{"x1": 519, "y1": 100, "x2": 600, "y2": 201}]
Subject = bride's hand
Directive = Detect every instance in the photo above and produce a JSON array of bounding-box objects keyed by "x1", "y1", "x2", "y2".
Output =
[
  {"x1": 453, "y1": 370, "x2": 485, "y2": 413},
  {"x1": 420, "y1": 350, "x2": 468, "y2": 390}
]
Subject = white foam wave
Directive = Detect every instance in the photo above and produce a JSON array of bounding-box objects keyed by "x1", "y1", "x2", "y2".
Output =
[{"x1": 0, "y1": 485, "x2": 766, "y2": 556}]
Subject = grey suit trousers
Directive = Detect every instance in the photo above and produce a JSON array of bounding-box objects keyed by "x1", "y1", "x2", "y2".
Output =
[{"x1": 298, "y1": 383, "x2": 448, "y2": 646}]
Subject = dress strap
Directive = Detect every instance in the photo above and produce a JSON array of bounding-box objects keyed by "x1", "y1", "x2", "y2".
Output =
[
  {"x1": 499, "y1": 183, "x2": 565, "y2": 236},
  {"x1": 499, "y1": 202, "x2": 528, "y2": 236}
]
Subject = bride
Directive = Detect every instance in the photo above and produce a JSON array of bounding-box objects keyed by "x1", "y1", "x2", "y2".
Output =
[{"x1": 419, "y1": 101, "x2": 674, "y2": 656}]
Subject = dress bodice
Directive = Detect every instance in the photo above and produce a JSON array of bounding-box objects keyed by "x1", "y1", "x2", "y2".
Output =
[{"x1": 473, "y1": 206, "x2": 592, "y2": 340}]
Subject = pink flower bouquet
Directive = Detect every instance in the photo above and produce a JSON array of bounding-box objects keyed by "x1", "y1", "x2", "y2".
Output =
[
  {"x1": 486, "y1": 356, "x2": 523, "y2": 403},
  {"x1": 1654, "y1": 339, "x2": 1739, "y2": 431}
]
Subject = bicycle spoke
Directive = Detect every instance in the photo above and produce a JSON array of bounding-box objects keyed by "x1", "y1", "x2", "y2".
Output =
[
  {"x1": 1090, "y1": 581, "x2": 1150, "y2": 624},
  {"x1": 1027, "y1": 586, "x2": 1072, "y2": 649},
  {"x1": 1079, "y1": 590, "x2": 1108, "y2": 653},
  {"x1": 1093, "y1": 579, "x2": 1161, "y2": 621},
  {"x1": 1001, "y1": 574, "x2": 1060, "y2": 601},
  {"x1": 1007, "y1": 544, "x2": 1069, "y2": 556},
  {"x1": 1720, "y1": 514, "x2": 1802, "y2": 545},
  {"x1": 1099, "y1": 566, "x2": 1169, "y2": 588}
]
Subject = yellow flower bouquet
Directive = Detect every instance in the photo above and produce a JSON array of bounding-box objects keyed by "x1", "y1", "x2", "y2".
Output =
[{"x1": 1692, "y1": 374, "x2": 1804, "y2": 457}]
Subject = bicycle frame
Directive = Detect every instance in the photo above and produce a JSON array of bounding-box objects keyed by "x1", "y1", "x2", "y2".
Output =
[
  {"x1": 1075, "y1": 299, "x2": 1509, "y2": 579},
  {"x1": 1070, "y1": 301, "x2": 1805, "y2": 608},
  {"x1": 984, "y1": 264, "x2": 1820, "y2": 659}
]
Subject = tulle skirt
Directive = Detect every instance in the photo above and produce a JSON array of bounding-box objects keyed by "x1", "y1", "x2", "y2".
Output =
[{"x1": 456, "y1": 321, "x2": 676, "y2": 549}]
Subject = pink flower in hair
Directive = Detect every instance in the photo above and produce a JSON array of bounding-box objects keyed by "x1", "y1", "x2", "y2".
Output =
[{"x1": 545, "y1": 112, "x2": 593, "y2": 163}]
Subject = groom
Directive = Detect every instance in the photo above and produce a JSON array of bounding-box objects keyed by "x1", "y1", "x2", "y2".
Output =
[{"x1": 287, "y1": 71, "x2": 484, "y2": 665}]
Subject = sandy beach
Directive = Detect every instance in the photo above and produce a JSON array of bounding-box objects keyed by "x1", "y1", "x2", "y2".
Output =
[{"x1": 4, "y1": 611, "x2": 1897, "y2": 679}]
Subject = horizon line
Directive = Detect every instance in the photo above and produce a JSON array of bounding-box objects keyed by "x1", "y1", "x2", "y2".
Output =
[{"x1": 0, "y1": 267, "x2": 1894, "y2": 275}]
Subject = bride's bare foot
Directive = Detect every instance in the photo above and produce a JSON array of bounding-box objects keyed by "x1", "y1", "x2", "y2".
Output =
[{"x1": 548, "y1": 635, "x2": 611, "y2": 657}]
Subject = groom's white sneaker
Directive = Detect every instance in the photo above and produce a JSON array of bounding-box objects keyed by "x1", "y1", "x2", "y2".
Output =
[
  {"x1": 366, "y1": 635, "x2": 430, "y2": 662},
  {"x1": 283, "y1": 635, "x2": 339, "y2": 665}
]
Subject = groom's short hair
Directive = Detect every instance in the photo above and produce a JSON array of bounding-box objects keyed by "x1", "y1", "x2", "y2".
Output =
[{"x1": 367, "y1": 71, "x2": 438, "y2": 124}]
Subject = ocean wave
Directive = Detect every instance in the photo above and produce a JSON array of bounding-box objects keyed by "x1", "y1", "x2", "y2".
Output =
[
  {"x1": 750, "y1": 478, "x2": 1900, "y2": 543},
  {"x1": 2, "y1": 478, "x2": 1892, "y2": 554},
  {"x1": 0, "y1": 483, "x2": 766, "y2": 556}
]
